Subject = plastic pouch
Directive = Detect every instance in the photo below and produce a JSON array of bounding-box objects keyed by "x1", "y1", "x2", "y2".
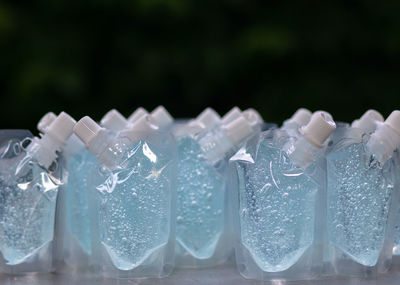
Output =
[
  {"x1": 0, "y1": 130, "x2": 66, "y2": 274},
  {"x1": 230, "y1": 128, "x2": 328, "y2": 281},
  {"x1": 56, "y1": 134, "x2": 97, "y2": 273},
  {"x1": 392, "y1": 149, "x2": 400, "y2": 257},
  {"x1": 173, "y1": 113, "x2": 260, "y2": 268},
  {"x1": 60, "y1": 109, "x2": 141, "y2": 273},
  {"x1": 229, "y1": 111, "x2": 336, "y2": 281},
  {"x1": 87, "y1": 130, "x2": 177, "y2": 278},
  {"x1": 174, "y1": 132, "x2": 232, "y2": 268},
  {"x1": 324, "y1": 123, "x2": 400, "y2": 278}
]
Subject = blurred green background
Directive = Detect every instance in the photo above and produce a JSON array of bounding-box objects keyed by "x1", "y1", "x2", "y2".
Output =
[{"x1": 0, "y1": 1, "x2": 399, "y2": 131}]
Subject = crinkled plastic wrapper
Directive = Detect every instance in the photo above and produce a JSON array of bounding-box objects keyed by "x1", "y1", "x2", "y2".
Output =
[
  {"x1": 87, "y1": 131, "x2": 177, "y2": 278},
  {"x1": 229, "y1": 128, "x2": 327, "y2": 281},
  {"x1": 323, "y1": 125, "x2": 400, "y2": 278},
  {"x1": 0, "y1": 130, "x2": 66, "y2": 274}
]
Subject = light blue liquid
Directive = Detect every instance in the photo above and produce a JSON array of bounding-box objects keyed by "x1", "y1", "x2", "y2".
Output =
[
  {"x1": 94, "y1": 141, "x2": 172, "y2": 270},
  {"x1": 0, "y1": 154, "x2": 59, "y2": 265},
  {"x1": 176, "y1": 137, "x2": 225, "y2": 259},
  {"x1": 392, "y1": 150, "x2": 400, "y2": 255},
  {"x1": 237, "y1": 140, "x2": 318, "y2": 272},
  {"x1": 66, "y1": 149, "x2": 97, "y2": 255},
  {"x1": 394, "y1": 206, "x2": 400, "y2": 255},
  {"x1": 327, "y1": 143, "x2": 394, "y2": 266}
]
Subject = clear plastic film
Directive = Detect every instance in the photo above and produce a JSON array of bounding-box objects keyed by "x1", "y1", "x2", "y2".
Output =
[
  {"x1": 173, "y1": 123, "x2": 232, "y2": 269},
  {"x1": 324, "y1": 123, "x2": 400, "y2": 278},
  {"x1": 392, "y1": 149, "x2": 400, "y2": 257},
  {"x1": 172, "y1": 114, "x2": 263, "y2": 269},
  {"x1": 58, "y1": 134, "x2": 97, "y2": 273},
  {"x1": 0, "y1": 130, "x2": 66, "y2": 274},
  {"x1": 87, "y1": 130, "x2": 177, "y2": 278},
  {"x1": 229, "y1": 128, "x2": 328, "y2": 281}
]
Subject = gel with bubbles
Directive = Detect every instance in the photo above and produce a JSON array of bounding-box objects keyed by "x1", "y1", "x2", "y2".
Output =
[
  {"x1": 233, "y1": 111, "x2": 336, "y2": 274},
  {"x1": 327, "y1": 110, "x2": 400, "y2": 267},
  {"x1": 0, "y1": 113, "x2": 75, "y2": 269}
]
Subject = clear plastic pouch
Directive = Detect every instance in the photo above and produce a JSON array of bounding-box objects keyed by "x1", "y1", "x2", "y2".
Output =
[
  {"x1": 87, "y1": 131, "x2": 177, "y2": 278},
  {"x1": 229, "y1": 129, "x2": 327, "y2": 281},
  {"x1": 56, "y1": 134, "x2": 96, "y2": 274},
  {"x1": 173, "y1": 118, "x2": 265, "y2": 269},
  {"x1": 392, "y1": 150, "x2": 400, "y2": 257},
  {"x1": 173, "y1": 134, "x2": 232, "y2": 268},
  {"x1": 323, "y1": 125, "x2": 400, "y2": 278},
  {"x1": 0, "y1": 130, "x2": 66, "y2": 274}
]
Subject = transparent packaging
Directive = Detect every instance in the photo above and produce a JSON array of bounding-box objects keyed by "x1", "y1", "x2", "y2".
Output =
[
  {"x1": 87, "y1": 131, "x2": 177, "y2": 278},
  {"x1": 173, "y1": 117, "x2": 262, "y2": 269},
  {"x1": 57, "y1": 134, "x2": 98, "y2": 273},
  {"x1": 324, "y1": 126, "x2": 400, "y2": 277},
  {"x1": 392, "y1": 150, "x2": 400, "y2": 256},
  {"x1": 229, "y1": 129, "x2": 328, "y2": 281},
  {"x1": 174, "y1": 126, "x2": 232, "y2": 268},
  {"x1": 0, "y1": 130, "x2": 66, "y2": 274}
]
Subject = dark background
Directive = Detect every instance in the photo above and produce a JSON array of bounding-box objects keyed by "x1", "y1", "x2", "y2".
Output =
[{"x1": 0, "y1": 1, "x2": 399, "y2": 132}]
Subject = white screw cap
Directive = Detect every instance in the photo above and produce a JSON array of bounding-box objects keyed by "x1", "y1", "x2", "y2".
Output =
[
  {"x1": 351, "y1": 109, "x2": 384, "y2": 134},
  {"x1": 150, "y1": 106, "x2": 173, "y2": 128},
  {"x1": 367, "y1": 110, "x2": 400, "y2": 165},
  {"x1": 284, "y1": 108, "x2": 312, "y2": 127},
  {"x1": 221, "y1": 107, "x2": 242, "y2": 125},
  {"x1": 128, "y1": 107, "x2": 148, "y2": 124},
  {"x1": 119, "y1": 114, "x2": 159, "y2": 142},
  {"x1": 100, "y1": 109, "x2": 128, "y2": 132},
  {"x1": 194, "y1": 108, "x2": 221, "y2": 129},
  {"x1": 131, "y1": 114, "x2": 159, "y2": 132},
  {"x1": 385, "y1": 110, "x2": 400, "y2": 136},
  {"x1": 46, "y1": 112, "x2": 76, "y2": 144},
  {"x1": 37, "y1": 112, "x2": 57, "y2": 133},
  {"x1": 242, "y1": 108, "x2": 263, "y2": 127},
  {"x1": 73, "y1": 116, "x2": 103, "y2": 148},
  {"x1": 222, "y1": 116, "x2": 254, "y2": 147},
  {"x1": 29, "y1": 112, "x2": 75, "y2": 169},
  {"x1": 300, "y1": 111, "x2": 336, "y2": 148}
]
